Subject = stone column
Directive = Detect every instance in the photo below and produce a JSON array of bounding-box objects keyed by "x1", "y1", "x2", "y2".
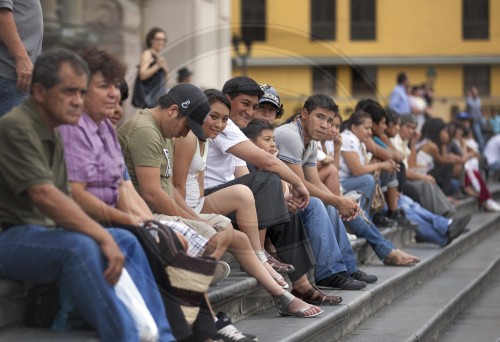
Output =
[
  {"x1": 59, "y1": 0, "x2": 85, "y2": 29},
  {"x1": 40, "y1": 0, "x2": 60, "y2": 31}
]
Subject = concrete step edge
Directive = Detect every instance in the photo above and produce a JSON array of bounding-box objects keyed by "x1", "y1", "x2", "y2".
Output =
[
  {"x1": 233, "y1": 213, "x2": 500, "y2": 342},
  {"x1": 407, "y1": 251, "x2": 500, "y2": 342}
]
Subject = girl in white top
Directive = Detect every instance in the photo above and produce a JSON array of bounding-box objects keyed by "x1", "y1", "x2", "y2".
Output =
[{"x1": 173, "y1": 89, "x2": 322, "y2": 318}]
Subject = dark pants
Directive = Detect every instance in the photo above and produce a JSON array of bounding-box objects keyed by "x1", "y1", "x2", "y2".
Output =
[
  {"x1": 429, "y1": 162, "x2": 454, "y2": 196},
  {"x1": 266, "y1": 213, "x2": 316, "y2": 283},
  {"x1": 205, "y1": 170, "x2": 290, "y2": 229}
]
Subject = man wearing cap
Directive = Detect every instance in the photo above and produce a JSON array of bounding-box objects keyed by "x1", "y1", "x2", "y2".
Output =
[
  {"x1": 254, "y1": 84, "x2": 284, "y2": 123},
  {"x1": 118, "y1": 84, "x2": 236, "y2": 262}
]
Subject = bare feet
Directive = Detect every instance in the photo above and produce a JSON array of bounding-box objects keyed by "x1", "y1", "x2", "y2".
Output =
[{"x1": 384, "y1": 249, "x2": 417, "y2": 266}]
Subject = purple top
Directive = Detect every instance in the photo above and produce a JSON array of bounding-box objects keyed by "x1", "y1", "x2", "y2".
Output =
[{"x1": 59, "y1": 114, "x2": 125, "y2": 207}]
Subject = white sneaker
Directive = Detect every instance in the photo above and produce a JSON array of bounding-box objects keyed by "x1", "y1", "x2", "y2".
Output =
[
  {"x1": 347, "y1": 233, "x2": 358, "y2": 241},
  {"x1": 484, "y1": 199, "x2": 500, "y2": 212},
  {"x1": 210, "y1": 261, "x2": 231, "y2": 285}
]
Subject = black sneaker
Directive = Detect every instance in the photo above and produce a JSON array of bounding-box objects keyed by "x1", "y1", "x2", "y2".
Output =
[
  {"x1": 372, "y1": 212, "x2": 397, "y2": 227},
  {"x1": 214, "y1": 312, "x2": 258, "y2": 342},
  {"x1": 446, "y1": 214, "x2": 472, "y2": 244},
  {"x1": 389, "y1": 209, "x2": 418, "y2": 229},
  {"x1": 316, "y1": 272, "x2": 366, "y2": 290},
  {"x1": 350, "y1": 270, "x2": 378, "y2": 284}
]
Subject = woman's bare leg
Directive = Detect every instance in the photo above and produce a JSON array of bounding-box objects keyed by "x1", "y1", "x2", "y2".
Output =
[{"x1": 229, "y1": 231, "x2": 321, "y2": 314}]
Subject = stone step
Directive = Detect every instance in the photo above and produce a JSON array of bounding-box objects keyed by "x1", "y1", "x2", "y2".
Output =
[
  {"x1": 439, "y1": 267, "x2": 500, "y2": 342},
  {"x1": 207, "y1": 182, "x2": 500, "y2": 320},
  {"x1": 0, "y1": 183, "x2": 498, "y2": 339},
  {"x1": 233, "y1": 212, "x2": 500, "y2": 342},
  {"x1": 338, "y1": 215, "x2": 500, "y2": 342}
]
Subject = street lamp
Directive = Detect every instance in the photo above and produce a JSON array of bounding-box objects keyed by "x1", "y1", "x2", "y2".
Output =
[{"x1": 232, "y1": 35, "x2": 252, "y2": 76}]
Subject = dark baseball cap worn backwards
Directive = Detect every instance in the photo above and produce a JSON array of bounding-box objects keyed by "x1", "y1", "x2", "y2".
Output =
[{"x1": 168, "y1": 83, "x2": 210, "y2": 141}]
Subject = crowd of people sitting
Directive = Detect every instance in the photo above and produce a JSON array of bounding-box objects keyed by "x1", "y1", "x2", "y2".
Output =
[{"x1": 0, "y1": 47, "x2": 499, "y2": 342}]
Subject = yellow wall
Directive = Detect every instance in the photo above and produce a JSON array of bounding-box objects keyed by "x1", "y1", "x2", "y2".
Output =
[
  {"x1": 233, "y1": 0, "x2": 500, "y2": 57},
  {"x1": 231, "y1": 0, "x2": 500, "y2": 121}
]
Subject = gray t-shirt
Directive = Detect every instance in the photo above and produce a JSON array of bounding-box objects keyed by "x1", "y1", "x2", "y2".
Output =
[
  {"x1": 0, "y1": 0, "x2": 43, "y2": 80},
  {"x1": 274, "y1": 120, "x2": 317, "y2": 167}
]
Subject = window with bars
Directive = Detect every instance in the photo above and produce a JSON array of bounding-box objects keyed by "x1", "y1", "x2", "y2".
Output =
[
  {"x1": 312, "y1": 66, "x2": 337, "y2": 95},
  {"x1": 350, "y1": 0, "x2": 376, "y2": 40},
  {"x1": 310, "y1": 0, "x2": 336, "y2": 41},
  {"x1": 463, "y1": 66, "x2": 490, "y2": 96},
  {"x1": 351, "y1": 66, "x2": 376, "y2": 97},
  {"x1": 241, "y1": 0, "x2": 266, "y2": 42},
  {"x1": 462, "y1": 0, "x2": 489, "y2": 40}
]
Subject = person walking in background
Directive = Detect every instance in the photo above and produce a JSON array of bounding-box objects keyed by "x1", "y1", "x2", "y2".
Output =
[
  {"x1": 389, "y1": 72, "x2": 411, "y2": 115},
  {"x1": 0, "y1": 0, "x2": 43, "y2": 116},
  {"x1": 132, "y1": 27, "x2": 169, "y2": 108},
  {"x1": 177, "y1": 67, "x2": 193, "y2": 84},
  {"x1": 466, "y1": 86, "x2": 486, "y2": 152}
]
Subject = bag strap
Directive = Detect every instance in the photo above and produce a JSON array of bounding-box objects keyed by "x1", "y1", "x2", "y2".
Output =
[{"x1": 142, "y1": 220, "x2": 185, "y2": 265}]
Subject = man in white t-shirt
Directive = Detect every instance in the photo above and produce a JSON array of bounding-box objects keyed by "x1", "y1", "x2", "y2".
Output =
[{"x1": 205, "y1": 77, "x2": 369, "y2": 290}]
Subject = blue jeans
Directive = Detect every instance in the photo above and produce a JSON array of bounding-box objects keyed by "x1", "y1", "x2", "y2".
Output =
[
  {"x1": 298, "y1": 202, "x2": 358, "y2": 273},
  {"x1": 0, "y1": 76, "x2": 28, "y2": 117},
  {"x1": 399, "y1": 195, "x2": 450, "y2": 247},
  {"x1": 0, "y1": 225, "x2": 174, "y2": 342},
  {"x1": 344, "y1": 215, "x2": 395, "y2": 261},
  {"x1": 472, "y1": 121, "x2": 485, "y2": 152},
  {"x1": 325, "y1": 205, "x2": 359, "y2": 274},
  {"x1": 341, "y1": 174, "x2": 375, "y2": 214}
]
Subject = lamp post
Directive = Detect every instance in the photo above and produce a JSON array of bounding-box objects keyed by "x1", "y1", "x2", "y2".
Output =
[{"x1": 232, "y1": 35, "x2": 252, "y2": 76}]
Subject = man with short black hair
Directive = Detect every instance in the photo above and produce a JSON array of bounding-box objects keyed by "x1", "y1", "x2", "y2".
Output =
[
  {"x1": 275, "y1": 94, "x2": 379, "y2": 288},
  {"x1": 0, "y1": 48, "x2": 174, "y2": 341},
  {"x1": 389, "y1": 71, "x2": 411, "y2": 114}
]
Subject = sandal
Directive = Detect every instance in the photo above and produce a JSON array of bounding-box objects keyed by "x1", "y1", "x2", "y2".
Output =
[
  {"x1": 273, "y1": 274, "x2": 290, "y2": 289},
  {"x1": 265, "y1": 251, "x2": 295, "y2": 274},
  {"x1": 273, "y1": 291, "x2": 323, "y2": 318},
  {"x1": 383, "y1": 250, "x2": 416, "y2": 267},
  {"x1": 291, "y1": 286, "x2": 342, "y2": 306},
  {"x1": 256, "y1": 250, "x2": 290, "y2": 289}
]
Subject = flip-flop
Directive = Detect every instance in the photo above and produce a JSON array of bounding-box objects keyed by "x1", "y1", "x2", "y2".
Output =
[
  {"x1": 273, "y1": 291, "x2": 324, "y2": 318},
  {"x1": 291, "y1": 286, "x2": 342, "y2": 306}
]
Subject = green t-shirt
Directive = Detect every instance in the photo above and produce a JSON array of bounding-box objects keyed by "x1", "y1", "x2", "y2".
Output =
[
  {"x1": 0, "y1": 99, "x2": 69, "y2": 227},
  {"x1": 118, "y1": 109, "x2": 174, "y2": 198}
]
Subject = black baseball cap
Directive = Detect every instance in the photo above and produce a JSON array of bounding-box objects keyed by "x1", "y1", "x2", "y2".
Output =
[
  {"x1": 167, "y1": 84, "x2": 210, "y2": 141},
  {"x1": 222, "y1": 76, "x2": 264, "y2": 97}
]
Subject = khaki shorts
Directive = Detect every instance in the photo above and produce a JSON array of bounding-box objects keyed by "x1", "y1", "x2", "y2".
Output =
[{"x1": 153, "y1": 213, "x2": 230, "y2": 240}]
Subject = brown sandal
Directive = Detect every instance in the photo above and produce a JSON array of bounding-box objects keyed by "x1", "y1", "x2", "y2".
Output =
[
  {"x1": 265, "y1": 251, "x2": 295, "y2": 274},
  {"x1": 291, "y1": 286, "x2": 343, "y2": 306}
]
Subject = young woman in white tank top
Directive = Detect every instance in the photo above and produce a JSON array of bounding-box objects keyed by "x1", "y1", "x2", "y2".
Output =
[{"x1": 173, "y1": 90, "x2": 323, "y2": 318}]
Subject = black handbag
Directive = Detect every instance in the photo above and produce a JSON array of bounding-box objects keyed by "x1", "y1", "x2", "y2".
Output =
[{"x1": 131, "y1": 55, "x2": 166, "y2": 108}]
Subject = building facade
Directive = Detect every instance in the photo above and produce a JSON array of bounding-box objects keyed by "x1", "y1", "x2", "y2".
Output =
[
  {"x1": 39, "y1": 0, "x2": 232, "y2": 118},
  {"x1": 231, "y1": 0, "x2": 500, "y2": 120}
]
